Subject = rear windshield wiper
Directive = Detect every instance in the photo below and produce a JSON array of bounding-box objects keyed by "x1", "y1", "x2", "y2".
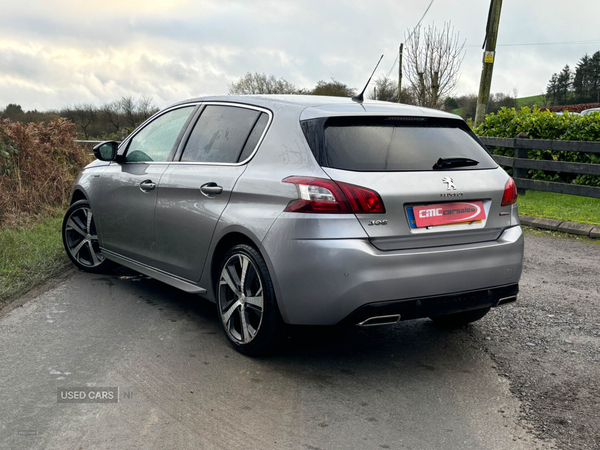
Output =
[{"x1": 433, "y1": 157, "x2": 479, "y2": 170}]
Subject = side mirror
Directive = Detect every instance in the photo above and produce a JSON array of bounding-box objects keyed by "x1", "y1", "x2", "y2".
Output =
[{"x1": 93, "y1": 141, "x2": 119, "y2": 161}]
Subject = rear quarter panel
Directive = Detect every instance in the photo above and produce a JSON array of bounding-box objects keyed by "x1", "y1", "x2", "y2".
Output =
[{"x1": 198, "y1": 105, "x2": 328, "y2": 302}]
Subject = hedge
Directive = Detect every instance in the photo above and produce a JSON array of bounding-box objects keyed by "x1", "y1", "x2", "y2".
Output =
[
  {"x1": 474, "y1": 107, "x2": 600, "y2": 187},
  {"x1": 0, "y1": 118, "x2": 91, "y2": 224}
]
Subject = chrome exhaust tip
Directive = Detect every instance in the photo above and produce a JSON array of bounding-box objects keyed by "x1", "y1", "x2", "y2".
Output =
[
  {"x1": 357, "y1": 314, "x2": 401, "y2": 327},
  {"x1": 497, "y1": 295, "x2": 517, "y2": 305}
]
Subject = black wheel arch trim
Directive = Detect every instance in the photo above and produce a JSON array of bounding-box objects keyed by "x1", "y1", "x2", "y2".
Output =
[{"x1": 70, "y1": 188, "x2": 88, "y2": 204}]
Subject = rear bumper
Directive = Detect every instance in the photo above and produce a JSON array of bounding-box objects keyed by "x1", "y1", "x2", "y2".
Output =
[
  {"x1": 339, "y1": 284, "x2": 518, "y2": 327},
  {"x1": 261, "y1": 225, "x2": 524, "y2": 325}
]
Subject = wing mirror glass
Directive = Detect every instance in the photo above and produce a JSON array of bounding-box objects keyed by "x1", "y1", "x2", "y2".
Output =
[{"x1": 93, "y1": 141, "x2": 119, "y2": 161}]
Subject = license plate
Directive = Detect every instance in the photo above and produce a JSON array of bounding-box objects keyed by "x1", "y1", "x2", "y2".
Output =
[{"x1": 411, "y1": 201, "x2": 486, "y2": 228}]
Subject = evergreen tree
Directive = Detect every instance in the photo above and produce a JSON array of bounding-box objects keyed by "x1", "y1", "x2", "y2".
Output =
[
  {"x1": 546, "y1": 50, "x2": 600, "y2": 105},
  {"x1": 1, "y1": 104, "x2": 24, "y2": 121},
  {"x1": 555, "y1": 65, "x2": 572, "y2": 105},
  {"x1": 546, "y1": 73, "x2": 560, "y2": 105},
  {"x1": 590, "y1": 51, "x2": 600, "y2": 103},
  {"x1": 573, "y1": 54, "x2": 592, "y2": 102},
  {"x1": 310, "y1": 79, "x2": 355, "y2": 97}
]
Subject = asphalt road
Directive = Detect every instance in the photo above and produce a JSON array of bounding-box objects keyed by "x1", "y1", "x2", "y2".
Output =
[{"x1": 3, "y1": 231, "x2": 596, "y2": 450}]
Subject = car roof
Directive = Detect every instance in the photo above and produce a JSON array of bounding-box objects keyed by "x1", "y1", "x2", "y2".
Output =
[{"x1": 171, "y1": 95, "x2": 460, "y2": 121}]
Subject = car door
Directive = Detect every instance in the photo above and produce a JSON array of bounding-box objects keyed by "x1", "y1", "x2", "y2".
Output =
[
  {"x1": 153, "y1": 103, "x2": 271, "y2": 281},
  {"x1": 95, "y1": 105, "x2": 196, "y2": 266}
]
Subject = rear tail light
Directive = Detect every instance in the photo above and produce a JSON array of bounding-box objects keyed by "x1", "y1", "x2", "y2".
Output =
[
  {"x1": 283, "y1": 177, "x2": 385, "y2": 214},
  {"x1": 501, "y1": 177, "x2": 518, "y2": 206},
  {"x1": 337, "y1": 182, "x2": 386, "y2": 214},
  {"x1": 282, "y1": 177, "x2": 351, "y2": 213}
]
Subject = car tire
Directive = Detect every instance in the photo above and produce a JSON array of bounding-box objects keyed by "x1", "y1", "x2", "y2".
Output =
[
  {"x1": 62, "y1": 200, "x2": 115, "y2": 273},
  {"x1": 217, "y1": 244, "x2": 284, "y2": 356},
  {"x1": 429, "y1": 307, "x2": 491, "y2": 328}
]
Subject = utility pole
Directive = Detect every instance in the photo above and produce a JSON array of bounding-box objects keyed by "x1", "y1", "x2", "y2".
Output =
[
  {"x1": 398, "y1": 43, "x2": 404, "y2": 103},
  {"x1": 474, "y1": 0, "x2": 503, "y2": 126}
]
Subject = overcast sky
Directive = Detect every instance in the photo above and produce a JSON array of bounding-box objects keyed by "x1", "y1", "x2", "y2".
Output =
[{"x1": 1, "y1": 0, "x2": 599, "y2": 111}]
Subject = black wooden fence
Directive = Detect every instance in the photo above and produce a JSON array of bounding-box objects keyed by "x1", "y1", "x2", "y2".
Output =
[{"x1": 478, "y1": 137, "x2": 600, "y2": 199}]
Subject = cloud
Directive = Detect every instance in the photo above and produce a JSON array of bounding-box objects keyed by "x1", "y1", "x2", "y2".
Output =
[{"x1": 1, "y1": 0, "x2": 600, "y2": 110}]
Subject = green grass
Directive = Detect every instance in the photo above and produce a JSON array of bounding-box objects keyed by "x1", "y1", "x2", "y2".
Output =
[
  {"x1": 517, "y1": 190, "x2": 600, "y2": 226},
  {"x1": 0, "y1": 212, "x2": 70, "y2": 308},
  {"x1": 452, "y1": 107, "x2": 464, "y2": 117},
  {"x1": 516, "y1": 94, "x2": 546, "y2": 108},
  {"x1": 523, "y1": 226, "x2": 600, "y2": 244}
]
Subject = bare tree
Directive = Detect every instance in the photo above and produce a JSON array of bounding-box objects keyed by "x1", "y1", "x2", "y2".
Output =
[
  {"x1": 229, "y1": 72, "x2": 297, "y2": 95},
  {"x1": 100, "y1": 101, "x2": 121, "y2": 132},
  {"x1": 370, "y1": 75, "x2": 398, "y2": 102},
  {"x1": 120, "y1": 96, "x2": 137, "y2": 128},
  {"x1": 137, "y1": 96, "x2": 158, "y2": 122},
  {"x1": 367, "y1": 75, "x2": 416, "y2": 104},
  {"x1": 538, "y1": 90, "x2": 549, "y2": 108},
  {"x1": 404, "y1": 22, "x2": 466, "y2": 108},
  {"x1": 65, "y1": 103, "x2": 97, "y2": 139}
]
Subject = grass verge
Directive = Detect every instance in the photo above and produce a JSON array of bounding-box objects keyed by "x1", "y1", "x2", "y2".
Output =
[
  {"x1": 451, "y1": 107, "x2": 464, "y2": 117},
  {"x1": 516, "y1": 94, "x2": 545, "y2": 108},
  {"x1": 0, "y1": 211, "x2": 69, "y2": 309},
  {"x1": 523, "y1": 225, "x2": 600, "y2": 244},
  {"x1": 517, "y1": 190, "x2": 600, "y2": 226}
]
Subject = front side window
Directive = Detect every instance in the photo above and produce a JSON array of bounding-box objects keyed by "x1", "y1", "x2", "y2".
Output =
[
  {"x1": 180, "y1": 105, "x2": 261, "y2": 163},
  {"x1": 125, "y1": 106, "x2": 194, "y2": 163}
]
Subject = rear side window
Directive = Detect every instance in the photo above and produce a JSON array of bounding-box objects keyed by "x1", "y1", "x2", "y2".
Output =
[
  {"x1": 301, "y1": 116, "x2": 497, "y2": 171},
  {"x1": 239, "y1": 113, "x2": 269, "y2": 162},
  {"x1": 181, "y1": 105, "x2": 260, "y2": 163}
]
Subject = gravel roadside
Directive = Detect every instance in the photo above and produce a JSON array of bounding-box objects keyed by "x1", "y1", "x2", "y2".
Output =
[{"x1": 471, "y1": 229, "x2": 600, "y2": 449}]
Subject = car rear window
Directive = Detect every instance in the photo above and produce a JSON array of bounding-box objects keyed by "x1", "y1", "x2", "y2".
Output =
[{"x1": 301, "y1": 116, "x2": 497, "y2": 171}]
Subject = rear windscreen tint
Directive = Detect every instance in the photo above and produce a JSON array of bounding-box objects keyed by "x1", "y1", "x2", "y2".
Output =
[{"x1": 301, "y1": 116, "x2": 497, "y2": 171}]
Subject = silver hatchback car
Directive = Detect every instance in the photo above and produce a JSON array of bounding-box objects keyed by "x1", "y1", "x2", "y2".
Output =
[{"x1": 63, "y1": 95, "x2": 523, "y2": 355}]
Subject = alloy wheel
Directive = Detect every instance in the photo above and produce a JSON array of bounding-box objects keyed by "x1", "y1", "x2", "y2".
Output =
[
  {"x1": 64, "y1": 206, "x2": 105, "y2": 268},
  {"x1": 218, "y1": 253, "x2": 265, "y2": 344}
]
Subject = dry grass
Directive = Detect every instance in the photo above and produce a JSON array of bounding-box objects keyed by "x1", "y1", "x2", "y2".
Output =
[{"x1": 0, "y1": 118, "x2": 91, "y2": 226}]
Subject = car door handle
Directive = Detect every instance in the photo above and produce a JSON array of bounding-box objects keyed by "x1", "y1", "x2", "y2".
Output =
[
  {"x1": 139, "y1": 180, "x2": 157, "y2": 192},
  {"x1": 200, "y1": 182, "x2": 223, "y2": 196}
]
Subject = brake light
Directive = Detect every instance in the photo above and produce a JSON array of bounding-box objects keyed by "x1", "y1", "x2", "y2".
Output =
[
  {"x1": 501, "y1": 177, "x2": 518, "y2": 206},
  {"x1": 283, "y1": 177, "x2": 385, "y2": 214},
  {"x1": 282, "y1": 177, "x2": 351, "y2": 213},
  {"x1": 337, "y1": 182, "x2": 386, "y2": 214}
]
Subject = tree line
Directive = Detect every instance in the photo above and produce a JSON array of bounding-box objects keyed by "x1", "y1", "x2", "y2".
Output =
[
  {"x1": 230, "y1": 71, "x2": 517, "y2": 121},
  {"x1": 2, "y1": 21, "x2": 473, "y2": 135},
  {"x1": 229, "y1": 72, "x2": 417, "y2": 104},
  {"x1": 228, "y1": 73, "x2": 357, "y2": 97},
  {"x1": 445, "y1": 91, "x2": 518, "y2": 120},
  {"x1": 546, "y1": 51, "x2": 600, "y2": 106},
  {"x1": 0, "y1": 96, "x2": 159, "y2": 140}
]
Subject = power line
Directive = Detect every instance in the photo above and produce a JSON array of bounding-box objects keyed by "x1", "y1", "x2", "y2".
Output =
[
  {"x1": 466, "y1": 39, "x2": 600, "y2": 48},
  {"x1": 386, "y1": 0, "x2": 435, "y2": 79}
]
